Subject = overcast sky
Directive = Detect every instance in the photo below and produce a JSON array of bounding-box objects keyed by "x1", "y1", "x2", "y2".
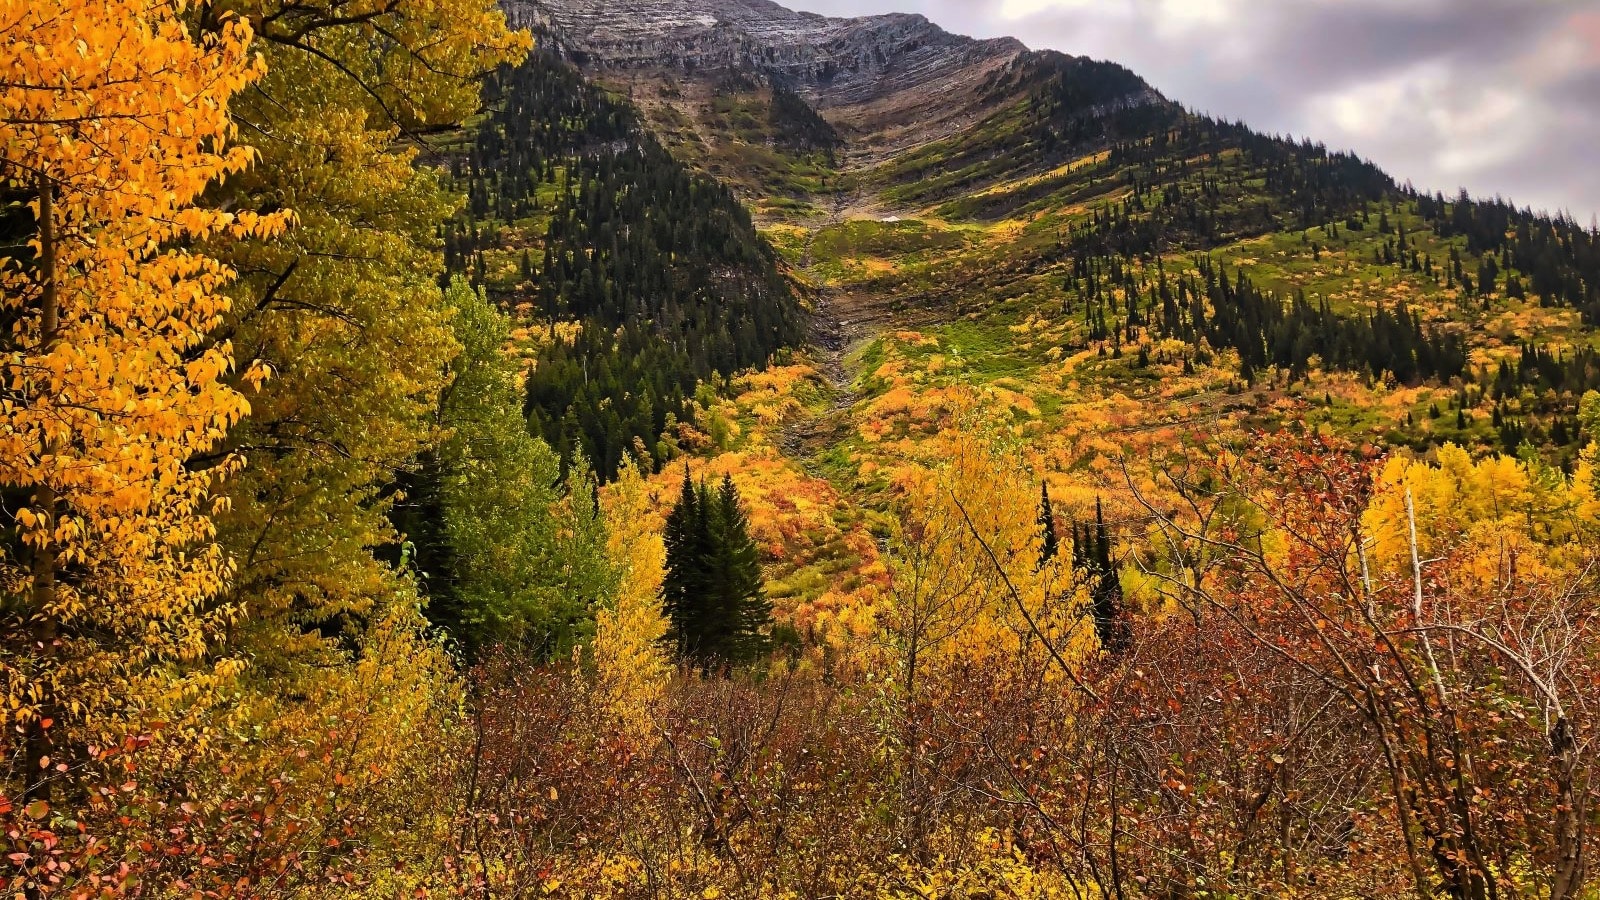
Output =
[{"x1": 791, "y1": 0, "x2": 1600, "y2": 221}]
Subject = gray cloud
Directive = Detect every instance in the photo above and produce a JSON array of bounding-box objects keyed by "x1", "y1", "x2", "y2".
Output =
[{"x1": 792, "y1": 0, "x2": 1600, "y2": 221}]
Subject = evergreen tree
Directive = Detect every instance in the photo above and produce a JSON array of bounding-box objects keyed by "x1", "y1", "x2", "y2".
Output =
[
  {"x1": 711, "y1": 475, "x2": 772, "y2": 665},
  {"x1": 662, "y1": 467, "x2": 708, "y2": 661},
  {"x1": 661, "y1": 472, "x2": 770, "y2": 670},
  {"x1": 1038, "y1": 482, "x2": 1059, "y2": 565},
  {"x1": 1074, "y1": 499, "x2": 1132, "y2": 656}
]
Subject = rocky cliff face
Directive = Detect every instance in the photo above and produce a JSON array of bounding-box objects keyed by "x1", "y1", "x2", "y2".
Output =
[
  {"x1": 505, "y1": 0, "x2": 1026, "y2": 108},
  {"x1": 506, "y1": 0, "x2": 1168, "y2": 177}
]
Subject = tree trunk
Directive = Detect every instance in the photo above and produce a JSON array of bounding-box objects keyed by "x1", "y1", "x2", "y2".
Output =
[
  {"x1": 1549, "y1": 718, "x2": 1587, "y2": 900},
  {"x1": 23, "y1": 173, "x2": 61, "y2": 807}
]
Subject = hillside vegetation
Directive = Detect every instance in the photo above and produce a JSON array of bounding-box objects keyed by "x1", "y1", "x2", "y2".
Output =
[{"x1": 3, "y1": 3, "x2": 1599, "y2": 899}]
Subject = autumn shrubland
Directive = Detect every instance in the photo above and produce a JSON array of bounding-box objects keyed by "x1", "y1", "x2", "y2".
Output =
[{"x1": 4, "y1": 2, "x2": 1600, "y2": 898}]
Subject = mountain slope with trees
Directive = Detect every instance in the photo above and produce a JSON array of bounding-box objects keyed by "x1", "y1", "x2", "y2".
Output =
[
  {"x1": 439, "y1": 42, "x2": 806, "y2": 479},
  {"x1": 4, "y1": 2, "x2": 1600, "y2": 899}
]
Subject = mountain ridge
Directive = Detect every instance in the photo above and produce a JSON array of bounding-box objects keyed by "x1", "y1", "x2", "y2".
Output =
[
  {"x1": 505, "y1": 0, "x2": 1105, "y2": 160},
  {"x1": 507, "y1": 0, "x2": 1029, "y2": 107}
]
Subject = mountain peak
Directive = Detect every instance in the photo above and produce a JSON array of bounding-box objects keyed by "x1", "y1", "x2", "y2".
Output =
[{"x1": 509, "y1": 0, "x2": 1028, "y2": 107}]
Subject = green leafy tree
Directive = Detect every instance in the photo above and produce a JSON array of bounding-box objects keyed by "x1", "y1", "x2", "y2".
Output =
[
  {"x1": 399, "y1": 278, "x2": 610, "y2": 658},
  {"x1": 196, "y1": 1, "x2": 528, "y2": 669}
]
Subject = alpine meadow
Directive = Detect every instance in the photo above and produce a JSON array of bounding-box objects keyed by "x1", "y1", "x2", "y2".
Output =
[{"x1": 5, "y1": 1, "x2": 1600, "y2": 897}]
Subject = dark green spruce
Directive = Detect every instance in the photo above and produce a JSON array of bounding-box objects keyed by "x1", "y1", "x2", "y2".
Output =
[
  {"x1": 1038, "y1": 482, "x2": 1059, "y2": 566},
  {"x1": 1074, "y1": 499, "x2": 1131, "y2": 656},
  {"x1": 662, "y1": 470, "x2": 772, "y2": 671}
]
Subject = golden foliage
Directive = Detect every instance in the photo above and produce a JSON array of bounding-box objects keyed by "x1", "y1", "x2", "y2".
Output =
[
  {"x1": 0, "y1": 2, "x2": 528, "y2": 895},
  {"x1": 0, "y1": 0, "x2": 287, "y2": 749},
  {"x1": 885, "y1": 419, "x2": 1096, "y2": 684},
  {"x1": 594, "y1": 456, "x2": 672, "y2": 740},
  {"x1": 1366, "y1": 443, "x2": 1599, "y2": 587}
]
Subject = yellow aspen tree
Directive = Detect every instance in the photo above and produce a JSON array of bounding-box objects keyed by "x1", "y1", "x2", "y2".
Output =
[
  {"x1": 1364, "y1": 445, "x2": 1594, "y2": 585},
  {"x1": 887, "y1": 419, "x2": 1094, "y2": 685},
  {"x1": 594, "y1": 455, "x2": 671, "y2": 741},
  {"x1": 0, "y1": 0, "x2": 286, "y2": 798},
  {"x1": 883, "y1": 416, "x2": 1098, "y2": 859}
]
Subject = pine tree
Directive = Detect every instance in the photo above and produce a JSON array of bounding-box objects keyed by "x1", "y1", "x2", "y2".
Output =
[
  {"x1": 1038, "y1": 483, "x2": 1059, "y2": 565},
  {"x1": 662, "y1": 467, "x2": 707, "y2": 661},
  {"x1": 661, "y1": 472, "x2": 770, "y2": 670},
  {"x1": 711, "y1": 475, "x2": 771, "y2": 666},
  {"x1": 1075, "y1": 499, "x2": 1132, "y2": 656}
]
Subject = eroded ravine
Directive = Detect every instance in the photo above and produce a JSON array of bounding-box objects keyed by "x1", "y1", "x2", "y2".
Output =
[{"x1": 778, "y1": 191, "x2": 893, "y2": 466}]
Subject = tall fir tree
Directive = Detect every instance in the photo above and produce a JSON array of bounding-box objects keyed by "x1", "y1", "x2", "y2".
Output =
[
  {"x1": 1038, "y1": 482, "x2": 1059, "y2": 565},
  {"x1": 1074, "y1": 499, "x2": 1132, "y2": 656},
  {"x1": 662, "y1": 467, "x2": 708, "y2": 661},
  {"x1": 712, "y1": 474, "x2": 772, "y2": 664},
  {"x1": 661, "y1": 472, "x2": 770, "y2": 670}
]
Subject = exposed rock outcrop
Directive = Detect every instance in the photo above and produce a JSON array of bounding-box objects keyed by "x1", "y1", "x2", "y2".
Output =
[
  {"x1": 505, "y1": 0, "x2": 1024, "y2": 109},
  {"x1": 505, "y1": 0, "x2": 1168, "y2": 170}
]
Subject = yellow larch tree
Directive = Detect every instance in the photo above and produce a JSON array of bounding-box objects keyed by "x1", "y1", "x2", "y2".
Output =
[{"x1": 0, "y1": 0, "x2": 286, "y2": 797}]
